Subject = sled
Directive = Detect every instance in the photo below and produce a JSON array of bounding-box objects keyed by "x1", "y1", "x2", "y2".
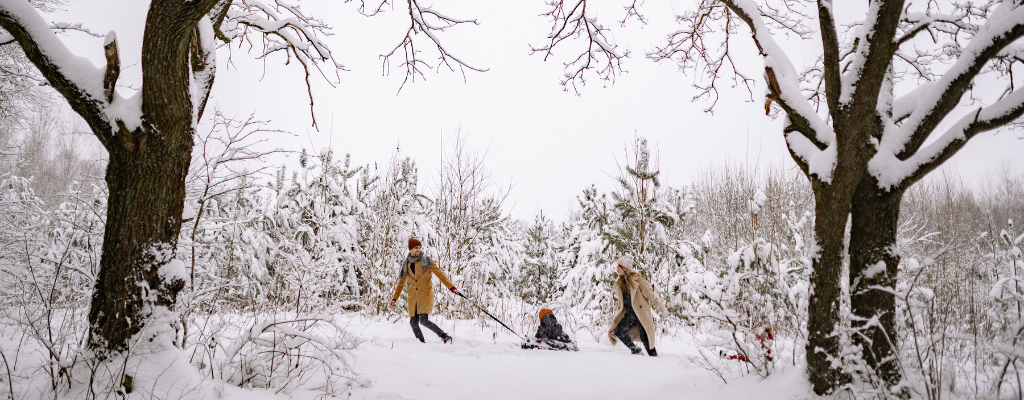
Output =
[{"x1": 520, "y1": 337, "x2": 579, "y2": 352}]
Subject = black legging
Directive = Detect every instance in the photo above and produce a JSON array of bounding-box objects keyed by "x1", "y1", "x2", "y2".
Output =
[
  {"x1": 614, "y1": 309, "x2": 651, "y2": 352},
  {"x1": 410, "y1": 314, "x2": 446, "y2": 342}
]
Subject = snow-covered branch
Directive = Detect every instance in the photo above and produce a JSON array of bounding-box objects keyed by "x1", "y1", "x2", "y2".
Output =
[
  {"x1": 715, "y1": 0, "x2": 841, "y2": 181},
  {"x1": 191, "y1": 13, "x2": 219, "y2": 123},
  {"x1": 0, "y1": 0, "x2": 111, "y2": 145},
  {"x1": 817, "y1": 0, "x2": 841, "y2": 114},
  {"x1": 883, "y1": 4, "x2": 1024, "y2": 160},
  {"x1": 871, "y1": 84, "x2": 1024, "y2": 190}
]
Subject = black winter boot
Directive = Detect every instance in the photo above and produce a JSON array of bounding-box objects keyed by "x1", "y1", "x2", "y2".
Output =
[
  {"x1": 647, "y1": 348, "x2": 658, "y2": 357},
  {"x1": 628, "y1": 344, "x2": 643, "y2": 355}
]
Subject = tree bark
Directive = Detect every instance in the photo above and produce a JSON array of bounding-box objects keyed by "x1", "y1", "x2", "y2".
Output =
[
  {"x1": 86, "y1": 0, "x2": 215, "y2": 358},
  {"x1": 849, "y1": 175, "x2": 905, "y2": 387},
  {"x1": 88, "y1": 133, "x2": 191, "y2": 355},
  {"x1": 803, "y1": 105, "x2": 881, "y2": 394},
  {"x1": 806, "y1": 179, "x2": 855, "y2": 394}
]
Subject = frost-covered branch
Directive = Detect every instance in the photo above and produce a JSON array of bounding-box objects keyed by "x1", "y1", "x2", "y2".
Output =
[
  {"x1": 871, "y1": 85, "x2": 1024, "y2": 190},
  {"x1": 884, "y1": 4, "x2": 1024, "y2": 161},
  {"x1": 531, "y1": 0, "x2": 628, "y2": 94},
  {"x1": 49, "y1": 22, "x2": 103, "y2": 38}
]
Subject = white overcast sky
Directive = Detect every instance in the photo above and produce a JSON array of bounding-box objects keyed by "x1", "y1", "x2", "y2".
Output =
[{"x1": 43, "y1": 0, "x2": 1024, "y2": 221}]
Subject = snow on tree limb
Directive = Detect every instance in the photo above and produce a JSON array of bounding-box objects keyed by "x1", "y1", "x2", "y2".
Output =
[
  {"x1": 191, "y1": 14, "x2": 217, "y2": 123},
  {"x1": 0, "y1": 0, "x2": 122, "y2": 147},
  {"x1": 871, "y1": 84, "x2": 1024, "y2": 190},
  {"x1": 817, "y1": 0, "x2": 841, "y2": 115},
  {"x1": 883, "y1": 4, "x2": 1024, "y2": 160},
  {"x1": 717, "y1": 0, "x2": 838, "y2": 180}
]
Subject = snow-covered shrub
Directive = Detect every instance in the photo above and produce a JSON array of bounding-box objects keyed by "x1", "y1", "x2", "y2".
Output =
[
  {"x1": 680, "y1": 199, "x2": 812, "y2": 379},
  {"x1": 210, "y1": 313, "x2": 364, "y2": 394},
  {"x1": 514, "y1": 212, "x2": 564, "y2": 305},
  {"x1": 427, "y1": 134, "x2": 522, "y2": 322},
  {"x1": 888, "y1": 173, "x2": 1024, "y2": 400},
  {"x1": 0, "y1": 177, "x2": 105, "y2": 398}
]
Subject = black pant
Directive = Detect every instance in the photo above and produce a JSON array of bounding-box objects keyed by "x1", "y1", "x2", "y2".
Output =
[
  {"x1": 410, "y1": 314, "x2": 446, "y2": 342},
  {"x1": 614, "y1": 309, "x2": 651, "y2": 352}
]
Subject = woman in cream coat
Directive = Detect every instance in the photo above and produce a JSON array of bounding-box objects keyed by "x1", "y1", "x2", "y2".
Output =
[{"x1": 607, "y1": 255, "x2": 665, "y2": 356}]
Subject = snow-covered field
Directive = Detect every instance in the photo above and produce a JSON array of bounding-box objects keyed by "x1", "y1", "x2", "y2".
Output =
[
  {"x1": 334, "y1": 316, "x2": 811, "y2": 400},
  {"x1": 1, "y1": 313, "x2": 813, "y2": 400}
]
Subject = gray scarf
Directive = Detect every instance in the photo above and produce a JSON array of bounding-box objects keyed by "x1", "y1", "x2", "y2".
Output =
[{"x1": 398, "y1": 253, "x2": 433, "y2": 278}]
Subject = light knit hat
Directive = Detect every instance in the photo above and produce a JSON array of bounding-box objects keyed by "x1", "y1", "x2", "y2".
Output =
[{"x1": 616, "y1": 255, "x2": 634, "y2": 269}]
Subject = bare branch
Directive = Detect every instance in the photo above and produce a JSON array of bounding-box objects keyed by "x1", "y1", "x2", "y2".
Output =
[
  {"x1": 218, "y1": 0, "x2": 345, "y2": 128},
  {"x1": 531, "y1": 0, "x2": 629, "y2": 94},
  {"x1": 380, "y1": 0, "x2": 486, "y2": 93}
]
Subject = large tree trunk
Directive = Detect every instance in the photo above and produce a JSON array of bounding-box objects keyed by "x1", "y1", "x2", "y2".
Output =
[
  {"x1": 804, "y1": 110, "x2": 880, "y2": 394},
  {"x1": 87, "y1": 134, "x2": 191, "y2": 355},
  {"x1": 86, "y1": 0, "x2": 207, "y2": 358},
  {"x1": 806, "y1": 181, "x2": 855, "y2": 394},
  {"x1": 849, "y1": 175, "x2": 905, "y2": 387}
]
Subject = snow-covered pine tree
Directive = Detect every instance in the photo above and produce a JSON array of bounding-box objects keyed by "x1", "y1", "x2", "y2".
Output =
[{"x1": 515, "y1": 211, "x2": 563, "y2": 305}]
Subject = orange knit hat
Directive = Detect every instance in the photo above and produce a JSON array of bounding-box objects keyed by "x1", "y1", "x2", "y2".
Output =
[
  {"x1": 538, "y1": 308, "x2": 553, "y2": 321},
  {"x1": 408, "y1": 237, "x2": 422, "y2": 250}
]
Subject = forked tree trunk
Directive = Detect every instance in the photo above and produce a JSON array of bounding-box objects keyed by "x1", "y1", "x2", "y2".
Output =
[
  {"x1": 803, "y1": 109, "x2": 881, "y2": 394},
  {"x1": 849, "y1": 175, "x2": 905, "y2": 387}
]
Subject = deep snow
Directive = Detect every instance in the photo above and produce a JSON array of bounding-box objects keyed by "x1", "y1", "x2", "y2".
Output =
[
  {"x1": 2, "y1": 313, "x2": 814, "y2": 400},
  {"x1": 336, "y1": 315, "x2": 811, "y2": 400}
]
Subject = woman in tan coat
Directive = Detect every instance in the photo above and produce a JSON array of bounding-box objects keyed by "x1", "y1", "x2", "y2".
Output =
[
  {"x1": 390, "y1": 237, "x2": 460, "y2": 343},
  {"x1": 607, "y1": 255, "x2": 665, "y2": 356}
]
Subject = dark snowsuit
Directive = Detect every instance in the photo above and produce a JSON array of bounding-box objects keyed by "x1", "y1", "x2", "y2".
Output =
[
  {"x1": 522, "y1": 314, "x2": 578, "y2": 351},
  {"x1": 613, "y1": 285, "x2": 653, "y2": 355},
  {"x1": 536, "y1": 314, "x2": 571, "y2": 342}
]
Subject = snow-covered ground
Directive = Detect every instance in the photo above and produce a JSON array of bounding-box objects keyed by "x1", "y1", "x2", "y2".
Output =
[
  {"x1": 337, "y1": 315, "x2": 811, "y2": 400},
  {"x1": 1, "y1": 314, "x2": 813, "y2": 400}
]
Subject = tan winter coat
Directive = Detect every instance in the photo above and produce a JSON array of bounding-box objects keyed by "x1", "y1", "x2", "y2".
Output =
[
  {"x1": 607, "y1": 266, "x2": 664, "y2": 349},
  {"x1": 392, "y1": 260, "x2": 455, "y2": 317}
]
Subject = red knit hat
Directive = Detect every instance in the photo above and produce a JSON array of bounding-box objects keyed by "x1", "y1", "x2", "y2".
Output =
[
  {"x1": 538, "y1": 308, "x2": 553, "y2": 321},
  {"x1": 408, "y1": 237, "x2": 422, "y2": 250}
]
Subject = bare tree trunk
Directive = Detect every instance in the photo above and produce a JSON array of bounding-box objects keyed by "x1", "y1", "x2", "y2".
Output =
[
  {"x1": 806, "y1": 180, "x2": 855, "y2": 393},
  {"x1": 849, "y1": 175, "x2": 905, "y2": 387},
  {"x1": 84, "y1": 0, "x2": 212, "y2": 358},
  {"x1": 88, "y1": 134, "x2": 191, "y2": 355}
]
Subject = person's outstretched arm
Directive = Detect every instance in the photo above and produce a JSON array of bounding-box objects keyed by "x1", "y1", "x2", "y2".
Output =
[{"x1": 432, "y1": 263, "x2": 458, "y2": 294}]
